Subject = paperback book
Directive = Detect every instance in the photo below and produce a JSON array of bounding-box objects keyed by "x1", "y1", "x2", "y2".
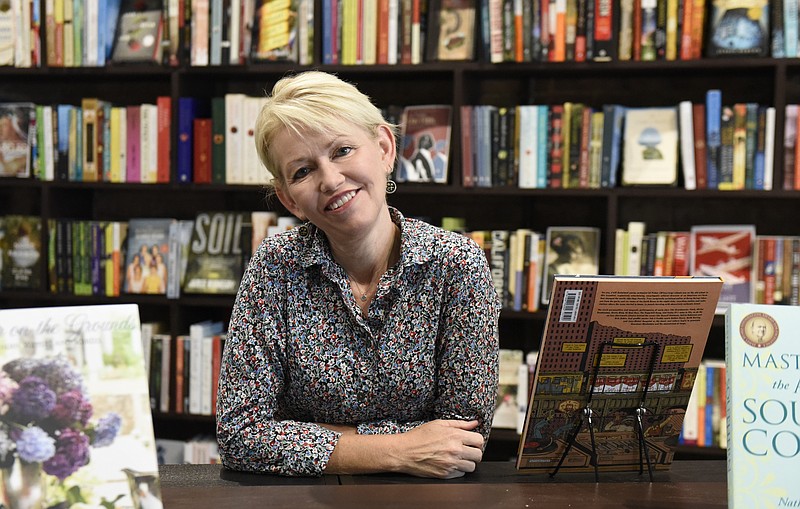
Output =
[
  {"x1": 621, "y1": 107, "x2": 679, "y2": 186},
  {"x1": 0, "y1": 304, "x2": 162, "y2": 508},
  {"x1": 726, "y1": 303, "x2": 800, "y2": 508},
  {"x1": 690, "y1": 225, "x2": 756, "y2": 309},
  {"x1": 123, "y1": 218, "x2": 175, "y2": 295},
  {"x1": 541, "y1": 226, "x2": 601, "y2": 306},
  {"x1": 0, "y1": 215, "x2": 42, "y2": 290},
  {"x1": 706, "y1": 1, "x2": 769, "y2": 57},
  {"x1": 517, "y1": 275, "x2": 723, "y2": 474}
]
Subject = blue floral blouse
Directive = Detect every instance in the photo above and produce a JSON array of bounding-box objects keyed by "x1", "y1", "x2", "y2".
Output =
[{"x1": 216, "y1": 207, "x2": 500, "y2": 476}]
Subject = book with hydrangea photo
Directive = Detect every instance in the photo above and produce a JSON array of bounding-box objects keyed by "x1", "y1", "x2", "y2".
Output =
[{"x1": 0, "y1": 304, "x2": 162, "y2": 509}]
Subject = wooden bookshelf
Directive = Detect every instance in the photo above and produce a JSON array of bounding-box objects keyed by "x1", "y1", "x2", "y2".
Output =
[{"x1": 4, "y1": 42, "x2": 800, "y2": 461}]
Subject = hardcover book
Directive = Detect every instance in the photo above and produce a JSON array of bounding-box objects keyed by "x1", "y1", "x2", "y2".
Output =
[
  {"x1": 427, "y1": 0, "x2": 477, "y2": 61},
  {"x1": 621, "y1": 107, "x2": 679, "y2": 186},
  {"x1": 517, "y1": 275, "x2": 723, "y2": 474},
  {"x1": 706, "y1": 1, "x2": 769, "y2": 57},
  {"x1": 397, "y1": 105, "x2": 452, "y2": 184},
  {"x1": 0, "y1": 304, "x2": 162, "y2": 509},
  {"x1": 123, "y1": 218, "x2": 175, "y2": 295},
  {"x1": 182, "y1": 211, "x2": 248, "y2": 295},
  {"x1": 0, "y1": 102, "x2": 36, "y2": 178},
  {"x1": 726, "y1": 303, "x2": 799, "y2": 508},
  {"x1": 690, "y1": 225, "x2": 756, "y2": 309}
]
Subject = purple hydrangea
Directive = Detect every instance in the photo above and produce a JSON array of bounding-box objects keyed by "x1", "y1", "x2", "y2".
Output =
[
  {"x1": 92, "y1": 413, "x2": 121, "y2": 447},
  {"x1": 3, "y1": 358, "x2": 84, "y2": 394},
  {"x1": 50, "y1": 389, "x2": 93, "y2": 427},
  {"x1": 11, "y1": 376, "x2": 56, "y2": 423},
  {"x1": 43, "y1": 429, "x2": 90, "y2": 480},
  {"x1": 0, "y1": 373, "x2": 18, "y2": 415},
  {"x1": 15, "y1": 426, "x2": 56, "y2": 463}
]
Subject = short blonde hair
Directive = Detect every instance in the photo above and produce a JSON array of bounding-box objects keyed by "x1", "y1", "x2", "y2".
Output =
[{"x1": 254, "y1": 71, "x2": 397, "y2": 188}]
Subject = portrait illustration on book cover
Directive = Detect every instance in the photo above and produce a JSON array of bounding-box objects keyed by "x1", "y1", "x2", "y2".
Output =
[
  {"x1": 726, "y1": 303, "x2": 799, "y2": 509},
  {"x1": 123, "y1": 219, "x2": 174, "y2": 295},
  {"x1": 0, "y1": 304, "x2": 163, "y2": 509},
  {"x1": 397, "y1": 105, "x2": 452, "y2": 184},
  {"x1": 0, "y1": 103, "x2": 35, "y2": 178}
]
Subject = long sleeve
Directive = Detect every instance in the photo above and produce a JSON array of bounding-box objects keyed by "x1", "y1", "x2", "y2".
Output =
[{"x1": 215, "y1": 258, "x2": 340, "y2": 477}]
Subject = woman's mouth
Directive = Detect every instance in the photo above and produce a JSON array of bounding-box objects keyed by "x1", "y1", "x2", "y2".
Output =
[{"x1": 326, "y1": 190, "x2": 357, "y2": 211}]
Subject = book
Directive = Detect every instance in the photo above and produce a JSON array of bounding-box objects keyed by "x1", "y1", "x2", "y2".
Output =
[
  {"x1": 397, "y1": 105, "x2": 452, "y2": 184},
  {"x1": 493, "y1": 349, "x2": 525, "y2": 429},
  {"x1": 516, "y1": 274, "x2": 723, "y2": 473},
  {"x1": 726, "y1": 303, "x2": 800, "y2": 508},
  {"x1": 690, "y1": 225, "x2": 756, "y2": 309},
  {"x1": 0, "y1": 102, "x2": 36, "y2": 178},
  {"x1": 1, "y1": 215, "x2": 42, "y2": 289},
  {"x1": 111, "y1": 2, "x2": 163, "y2": 63},
  {"x1": 541, "y1": 226, "x2": 601, "y2": 306},
  {"x1": 123, "y1": 218, "x2": 175, "y2": 295},
  {"x1": 182, "y1": 211, "x2": 248, "y2": 295},
  {"x1": 0, "y1": 304, "x2": 162, "y2": 508},
  {"x1": 706, "y1": 1, "x2": 769, "y2": 57},
  {"x1": 621, "y1": 107, "x2": 679, "y2": 186},
  {"x1": 427, "y1": 0, "x2": 477, "y2": 61},
  {"x1": 250, "y1": 0, "x2": 302, "y2": 61}
]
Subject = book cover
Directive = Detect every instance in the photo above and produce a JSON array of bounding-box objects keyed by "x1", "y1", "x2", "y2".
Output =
[
  {"x1": 0, "y1": 215, "x2": 42, "y2": 289},
  {"x1": 517, "y1": 274, "x2": 723, "y2": 473},
  {"x1": 123, "y1": 218, "x2": 175, "y2": 295},
  {"x1": 428, "y1": 0, "x2": 477, "y2": 61},
  {"x1": 706, "y1": 0, "x2": 769, "y2": 57},
  {"x1": 250, "y1": 0, "x2": 301, "y2": 61},
  {"x1": 397, "y1": 105, "x2": 452, "y2": 184},
  {"x1": 111, "y1": 2, "x2": 163, "y2": 63},
  {"x1": 0, "y1": 304, "x2": 162, "y2": 508},
  {"x1": 182, "y1": 211, "x2": 248, "y2": 295},
  {"x1": 493, "y1": 349, "x2": 524, "y2": 429},
  {"x1": 0, "y1": 102, "x2": 36, "y2": 178},
  {"x1": 690, "y1": 224, "x2": 756, "y2": 308},
  {"x1": 621, "y1": 107, "x2": 679, "y2": 186},
  {"x1": 726, "y1": 303, "x2": 800, "y2": 508},
  {"x1": 541, "y1": 226, "x2": 600, "y2": 305}
]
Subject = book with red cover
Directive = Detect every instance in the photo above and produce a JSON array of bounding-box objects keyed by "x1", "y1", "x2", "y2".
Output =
[
  {"x1": 157, "y1": 95, "x2": 172, "y2": 183},
  {"x1": 397, "y1": 105, "x2": 452, "y2": 184},
  {"x1": 690, "y1": 225, "x2": 756, "y2": 309},
  {"x1": 193, "y1": 117, "x2": 212, "y2": 184}
]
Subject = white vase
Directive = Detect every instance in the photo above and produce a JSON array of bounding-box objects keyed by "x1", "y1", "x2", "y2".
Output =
[{"x1": 0, "y1": 459, "x2": 45, "y2": 509}]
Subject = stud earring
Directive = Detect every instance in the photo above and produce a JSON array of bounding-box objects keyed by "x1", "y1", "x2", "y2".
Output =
[
  {"x1": 298, "y1": 222, "x2": 310, "y2": 237},
  {"x1": 386, "y1": 179, "x2": 397, "y2": 194}
]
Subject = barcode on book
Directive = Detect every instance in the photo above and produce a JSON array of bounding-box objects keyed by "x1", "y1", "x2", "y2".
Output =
[{"x1": 560, "y1": 289, "x2": 582, "y2": 322}]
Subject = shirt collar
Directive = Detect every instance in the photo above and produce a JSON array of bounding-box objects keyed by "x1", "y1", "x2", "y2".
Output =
[{"x1": 297, "y1": 206, "x2": 434, "y2": 270}]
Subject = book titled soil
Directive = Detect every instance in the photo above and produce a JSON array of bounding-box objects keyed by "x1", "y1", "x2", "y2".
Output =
[{"x1": 182, "y1": 211, "x2": 249, "y2": 294}]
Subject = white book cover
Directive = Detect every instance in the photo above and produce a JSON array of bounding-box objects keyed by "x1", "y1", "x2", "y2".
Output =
[
  {"x1": 622, "y1": 106, "x2": 679, "y2": 186},
  {"x1": 242, "y1": 96, "x2": 270, "y2": 185},
  {"x1": 188, "y1": 320, "x2": 224, "y2": 415},
  {"x1": 678, "y1": 100, "x2": 697, "y2": 190},
  {"x1": 228, "y1": 0, "x2": 242, "y2": 64},
  {"x1": 224, "y1": 93, "x2": 246, "y2": 184},
  {"x1": 763, "y1": 106, "x2": 775, "y2": 191},
  {"x1": 517, "y1": 105, "x2": 539, "y2": 189},
  {"x1": 42, "y1": 105, "x2": 55, "y2": 181},
  {"x1": 726, "y1": 303, "x2": 800, "y2": 508},
  {"x1": 0, "y1": 304, "x2": 162, "y2": 508},
  {"x1": 626, "y1": 220, "x2": 646, "y2": 276},
  {"x1": 387, "y1": 0, "x2": 399, "y2": 64}
]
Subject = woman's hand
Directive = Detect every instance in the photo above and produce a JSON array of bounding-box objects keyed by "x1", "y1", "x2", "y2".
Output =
[{"x1": 391, "y1": 419, "x2": 484, "y2": 479}]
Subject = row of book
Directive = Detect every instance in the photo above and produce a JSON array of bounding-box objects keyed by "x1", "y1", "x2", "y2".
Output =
[
  {"x1": 143, "y1": 320, "x2": 227, "y2": 417},
  {"x1": 0, "y1": 211, "x2": 299, "y2": 295},
  {"x1": 679, "y1": 359, "x2": 726, "y2": 449},
  {"x1": 461, "y1": 94, "x2": 778, "y2": 190},
  {"x1": 0, "y1": 0, "x2": 783, "y2": 68},
  {"x1": 156, "y1": 436, "x2": 221, "y2": 465}
]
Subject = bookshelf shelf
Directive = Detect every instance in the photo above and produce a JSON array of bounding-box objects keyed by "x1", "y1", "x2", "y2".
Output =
[{"x1": 1, "y1": 49, "x2": 796, "y2": 461}]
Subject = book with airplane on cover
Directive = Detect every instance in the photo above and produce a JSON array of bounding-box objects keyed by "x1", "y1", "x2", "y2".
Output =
[{"x1": 516, "y1": 275, "x2": 723, "y2": 474}]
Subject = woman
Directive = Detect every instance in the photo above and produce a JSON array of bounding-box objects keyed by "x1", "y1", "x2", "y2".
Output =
[{"x1": 216, "y1": 71, "x2": 500, "y2": 478}]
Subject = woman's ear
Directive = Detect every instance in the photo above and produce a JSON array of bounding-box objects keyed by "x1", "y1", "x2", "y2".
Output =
[{"x1": 377, "y1": 124, "x2": 397, "y2": 168}]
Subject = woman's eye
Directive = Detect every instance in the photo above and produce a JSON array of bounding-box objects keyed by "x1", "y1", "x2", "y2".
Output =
[
  {"x1": 334, "y1": 146, "x2": 353, "y2": 157},
  {"x1": 291, "y1": 167, "x2": 311, "y2": 180}
]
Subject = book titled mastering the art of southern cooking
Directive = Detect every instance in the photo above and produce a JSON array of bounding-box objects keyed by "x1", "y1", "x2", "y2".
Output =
[
  {"x1": 726, "y1": 303, "x2": 800, "y2": 509},
  {"x1": 516, "y1": 275, "x2": 723, "y2": 473}
]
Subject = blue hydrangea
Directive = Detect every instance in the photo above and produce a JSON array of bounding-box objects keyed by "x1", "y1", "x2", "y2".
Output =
[
  {"x1": 92, "y1": 413, "x2": 121, "y2": 447},
  {"x1": 15, "y1": 426, "x2": 55, "y2": 463}
]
